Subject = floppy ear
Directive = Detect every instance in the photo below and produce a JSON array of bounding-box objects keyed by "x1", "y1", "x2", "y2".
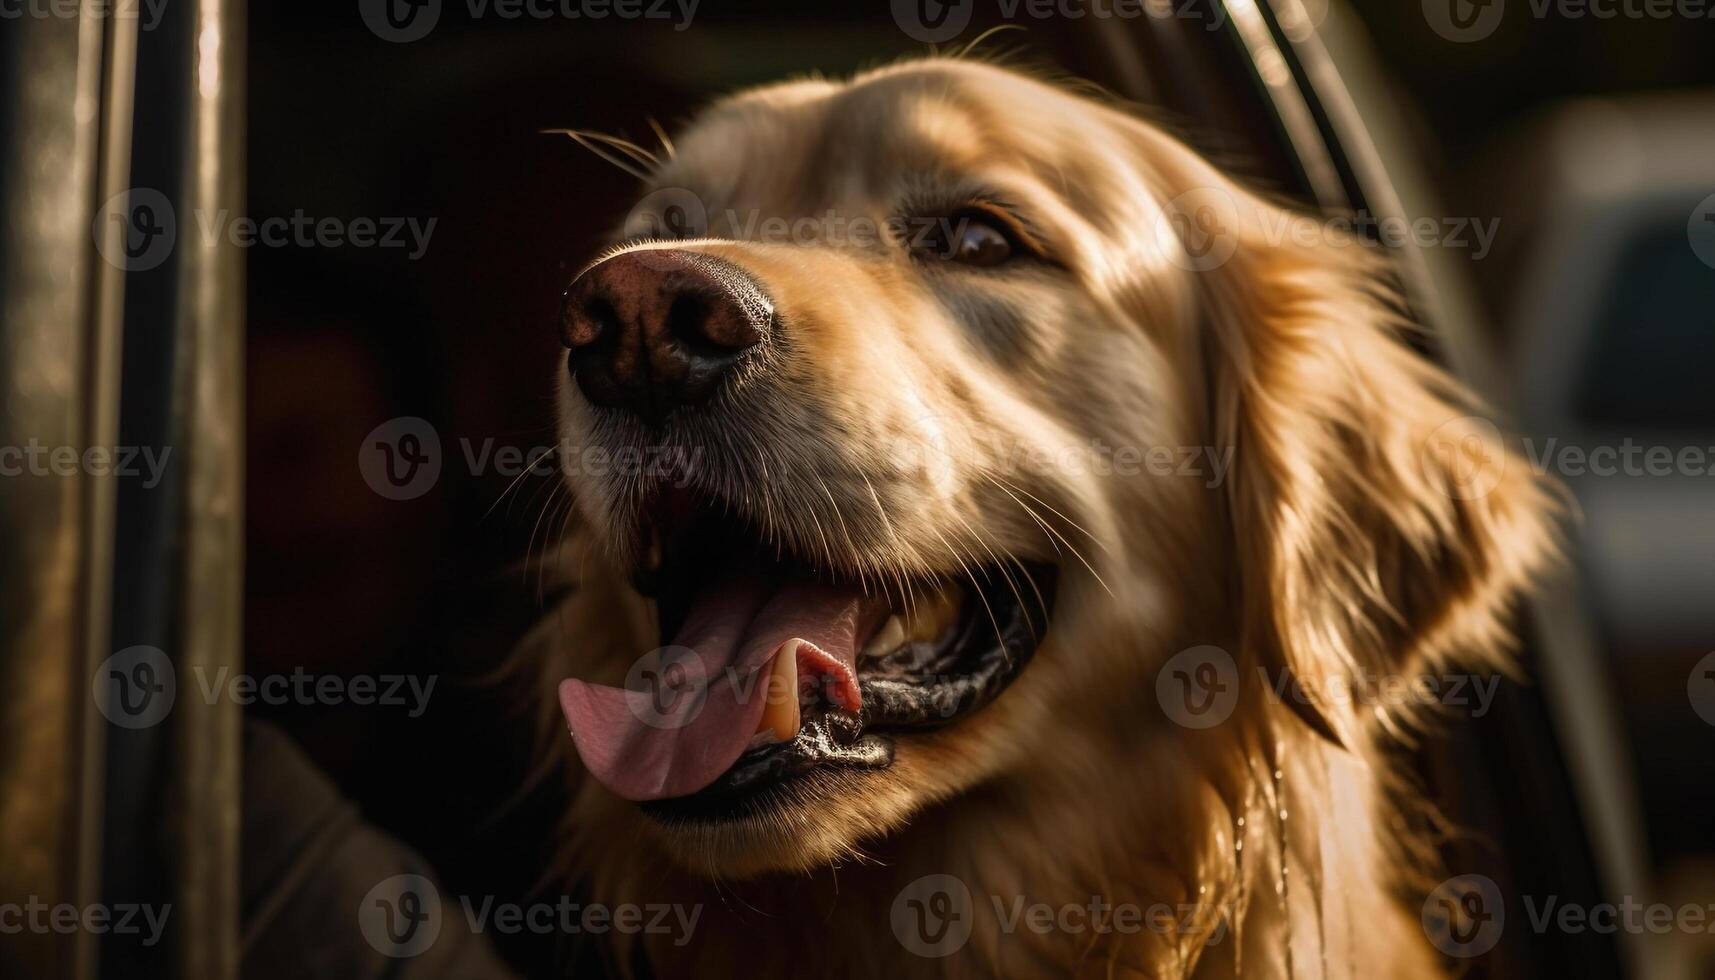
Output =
[{"x1": 1189, "y1": 196, "x2": 1557, "y2": 747}]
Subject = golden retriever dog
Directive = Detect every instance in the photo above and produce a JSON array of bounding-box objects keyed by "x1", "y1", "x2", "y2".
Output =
[{"x1": 527, "y1": 56, "x2": 1554, "y2": 979}]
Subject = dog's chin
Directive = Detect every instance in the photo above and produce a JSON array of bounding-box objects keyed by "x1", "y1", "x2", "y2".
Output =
[
  {"x1": 633, "y1": 706, "x2": 1043, "y2": 879},
  {"x1": 633, "y1": 745, "x2": 941, "y2": 877}
]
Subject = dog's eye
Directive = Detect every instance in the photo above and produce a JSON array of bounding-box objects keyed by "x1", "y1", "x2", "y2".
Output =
[
  {"x1": 949, "y1": 218, "x2": 1012, "y2": 266},
  {"x1": 912, "y1": 211, "x2": 1016, "y2": 267}
]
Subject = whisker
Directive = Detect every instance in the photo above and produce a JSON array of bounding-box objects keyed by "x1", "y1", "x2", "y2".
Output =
[
  {"x1": 542, "y1": 129, "x2": 652, "y2": 182},
  {"x1": 949, "y1": 510, "x2": 1035, "y2": 637},
  {"x1": 526, "y1": 480, "x2": 566, "y2": 597},
  {"x1": 646, "y1": 117, "x2": 677, "y2": 160},
  {"x1": 802, "y1": 474, "x2": 839, "y2": 580},
  {"x1": 1005, "y1": 554, "x2": 1048, "y2": 619},
  {"x1": 813, "y1": 474, "x2": 872, "y2": 601},
  {"x1": 539, "y1": 491, "x2": 581, "y2": 605},
  {"x1": 989, "y1": 473, "x2": 1112, "y2": 555},
  {"x1": 859, "y1": 472, "x2": 920, "y2": 618},
  {"x1": 985, "y1": 476, "x2": 1061, "y2": 557},
  {"x1": 952, "y1": 23, "x2": 1026, "y2": 60},
  {"x1": 928, "y1": 526, "x2": 1003, "y2": 646},
  {"x1": 484, "y1": 445, "x2": 556, "y2": 522},
  {"x1": 547, "y1": 127, "x2": 661, "y2": 169},
  {"x1": 985, "y1": 475, "x2": 1113, "y2": 598}
]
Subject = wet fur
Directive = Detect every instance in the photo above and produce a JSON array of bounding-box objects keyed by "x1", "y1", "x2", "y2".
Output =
[{"x1": 525, "y1": 57, "x2": 1556, "y2": 978}]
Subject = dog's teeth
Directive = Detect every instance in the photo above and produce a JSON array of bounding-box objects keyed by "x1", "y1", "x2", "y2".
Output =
[
  {"x1": 902, "y1": 585, "x2": 964, "y2": 645},
  {"x1": 861, "y1": 615, "x2": 906, "y2": 660},
  {"x1": 754, "y1": 642, "x2": 801, "y2": 743}
]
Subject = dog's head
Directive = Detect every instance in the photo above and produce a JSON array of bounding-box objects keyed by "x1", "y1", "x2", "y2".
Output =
[{"x1": 551, "y1": 59, "x2": 1551, "y2": 877}]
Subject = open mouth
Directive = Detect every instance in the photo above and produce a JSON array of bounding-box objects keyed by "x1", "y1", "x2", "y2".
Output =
[{"x1": 558, "y1": 489, "x2": 1055, "y2": 822}]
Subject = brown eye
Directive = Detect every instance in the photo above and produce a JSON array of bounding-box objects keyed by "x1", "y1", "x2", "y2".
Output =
[
  {"x1": 949, "y1": 217, "x2": 1012, "y2": 266},
  {"x1": 911, "y1": 211, "x2": 1017, "y2": 267}
]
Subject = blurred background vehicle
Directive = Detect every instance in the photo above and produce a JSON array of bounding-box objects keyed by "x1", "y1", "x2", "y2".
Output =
[{"x1": 2, "y1": 1, "x2": 1711, "y2": 977}]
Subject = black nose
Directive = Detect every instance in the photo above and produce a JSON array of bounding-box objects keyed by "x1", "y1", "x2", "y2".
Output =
[{"x1": 560, "y1": 249, "x2": 772, "y2": 422}]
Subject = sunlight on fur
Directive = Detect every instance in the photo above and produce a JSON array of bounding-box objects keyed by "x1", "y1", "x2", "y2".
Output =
[{"x1": 516, "y1": 55, "x2": 1558, "y2": 979}]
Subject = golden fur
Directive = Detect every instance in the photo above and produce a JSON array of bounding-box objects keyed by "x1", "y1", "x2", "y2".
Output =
[{"x1": 527, "y1": 57, "x2": 1555, "y2": 978}]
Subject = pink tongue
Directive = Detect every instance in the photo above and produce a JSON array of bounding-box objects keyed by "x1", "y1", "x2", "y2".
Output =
[{"x1": 559, "y1": 571, "x2": 884, "y2": 801}]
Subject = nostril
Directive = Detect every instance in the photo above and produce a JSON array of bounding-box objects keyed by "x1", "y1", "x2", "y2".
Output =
[
  {"x1": 665, "y1": 293, "x2": 734, "y2": 361},
  {"x1": 566, "y1": 297, "x2": 620, "y2": 350},
  {"x1": 666, "y1": 285, "x2": 769, "y2": 359}
]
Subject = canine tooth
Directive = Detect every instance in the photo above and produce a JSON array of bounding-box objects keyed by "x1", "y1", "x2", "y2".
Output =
[
  {"x1": 753, "y1": 642, "x2": 801, "y2": 743},
  {"x1": 861, "y1": 615, "x2": 906, "y2": 660}
]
